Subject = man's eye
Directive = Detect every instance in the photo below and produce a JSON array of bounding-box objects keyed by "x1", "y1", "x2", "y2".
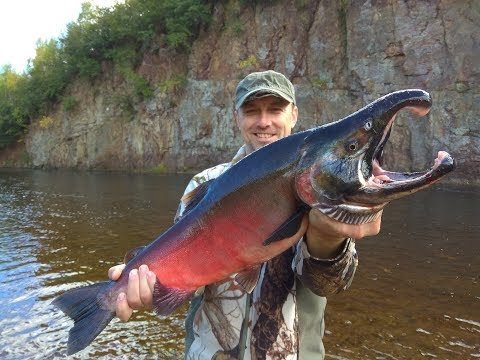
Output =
[{"x1": 270, "y1": 107, "x2": 284, "y2": 113}]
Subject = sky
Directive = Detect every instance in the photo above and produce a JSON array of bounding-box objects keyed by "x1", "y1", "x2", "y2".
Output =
[{"x1": 0, "y1": 0, "x2": 120, "y2": 73}]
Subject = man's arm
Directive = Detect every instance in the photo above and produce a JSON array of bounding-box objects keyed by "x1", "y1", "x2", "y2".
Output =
[{"x1": 294, "y1": 209, "x2": 382, "y2": 296}]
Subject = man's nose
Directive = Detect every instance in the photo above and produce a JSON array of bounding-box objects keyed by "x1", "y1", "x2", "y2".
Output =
[{"x1": 256, "y1": 110, "x2": 271, "y2": 127}]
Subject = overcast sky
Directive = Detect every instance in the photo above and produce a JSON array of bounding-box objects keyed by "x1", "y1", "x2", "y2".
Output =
[{"x1": 0, "y1": 0, "x2": 120, "y2": 72}]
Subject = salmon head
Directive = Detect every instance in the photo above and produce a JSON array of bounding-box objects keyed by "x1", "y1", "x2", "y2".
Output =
[{"x1": 294, "y1": 89, "x2": 455, "y2": 225}]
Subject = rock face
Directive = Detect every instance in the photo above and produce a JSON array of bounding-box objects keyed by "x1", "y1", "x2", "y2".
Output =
[{"x1": 15, "y1": 0, "x2": 480, "y2": 185}]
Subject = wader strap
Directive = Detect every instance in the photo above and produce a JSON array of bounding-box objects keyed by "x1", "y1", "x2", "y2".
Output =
[{"x1": 238, "y1": 292, "x2": 252, "y2": 360}]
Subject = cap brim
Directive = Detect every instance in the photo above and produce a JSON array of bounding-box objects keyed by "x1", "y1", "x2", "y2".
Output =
[{"x1": 235, "y1": 88, "x2": 294, "y2": 110}]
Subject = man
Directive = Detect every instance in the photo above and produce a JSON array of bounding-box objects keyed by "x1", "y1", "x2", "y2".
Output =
[{"x1": 109, "y1": 70, "x2": 382, "y2": 359}]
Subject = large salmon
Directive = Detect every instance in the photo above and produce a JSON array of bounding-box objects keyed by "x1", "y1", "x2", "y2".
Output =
[{"x1": 53, "y1": 89, "x2": 455, "y2": 354}]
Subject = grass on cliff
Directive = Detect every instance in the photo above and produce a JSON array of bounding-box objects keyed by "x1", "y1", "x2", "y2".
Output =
[{"x1": 0, "y1": 0, "x2": 212, "y2": 150}]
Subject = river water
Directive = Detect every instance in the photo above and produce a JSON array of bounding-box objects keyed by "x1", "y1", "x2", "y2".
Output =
[{"x1": 0, "y1": 169, "x2": 478, "y2": 359}]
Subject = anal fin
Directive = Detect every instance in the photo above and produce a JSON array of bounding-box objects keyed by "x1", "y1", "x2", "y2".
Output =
[
  {"x1": 152, "y1": 280, "x2": 195, "y2": 316},
  {"x1": 234, "y1": 265, "x2": 262, "y2": 293}
]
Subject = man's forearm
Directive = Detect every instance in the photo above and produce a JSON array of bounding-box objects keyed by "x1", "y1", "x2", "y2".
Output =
[{"x1": 294, "y1": 239, "x2": 358, "y2": 297}]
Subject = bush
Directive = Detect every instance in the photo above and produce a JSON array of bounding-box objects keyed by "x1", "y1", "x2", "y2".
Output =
[
  {"x1": 159, "y1": 75, "x2": 187, "y2": 94},
  {"x1": 62, "y1": 96, "x2": 78, "y2": 112}
]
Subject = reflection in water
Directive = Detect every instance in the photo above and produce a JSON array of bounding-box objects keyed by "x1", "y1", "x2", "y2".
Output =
[{"x1": 0, "y1": 169, "x2": 478, "y2": 359}]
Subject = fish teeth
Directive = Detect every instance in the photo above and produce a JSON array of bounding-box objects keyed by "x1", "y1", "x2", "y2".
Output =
[{"x1": 320, "y1": 205, "x2": 378, "y2": 225}]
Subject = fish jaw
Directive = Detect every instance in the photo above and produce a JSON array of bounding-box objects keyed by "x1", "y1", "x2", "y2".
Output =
[
  {"x1": 295, "y1": 89, "x2": 455, "y2": 225},
  {"x1": 354, "y1": 150, "x2": 455, "y2": 203}
]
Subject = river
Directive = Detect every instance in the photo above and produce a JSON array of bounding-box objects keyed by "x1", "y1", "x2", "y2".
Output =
[{"x1": 0, "y1": 169, "x2": 478, "y2": 359}]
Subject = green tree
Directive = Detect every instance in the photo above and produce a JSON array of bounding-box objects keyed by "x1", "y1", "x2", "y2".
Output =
[
  {"x1": 0, "y1": 66, "x2": 28, "y2": 148},
  {"x1": 26, "y1": 39, "x2": 69, "y2": 115}
]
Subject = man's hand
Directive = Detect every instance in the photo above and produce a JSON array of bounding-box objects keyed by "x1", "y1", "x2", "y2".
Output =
[
  {"x1": 108, "y1": 264, "x2": 156, "y2": 321},
  {"x1": 305, "y1": 209, "x2": 382, "y2": 259}
]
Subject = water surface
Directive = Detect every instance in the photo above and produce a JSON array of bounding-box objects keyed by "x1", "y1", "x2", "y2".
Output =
[{"x1": 0, "y1": 170, "x2": 478, "y2": 359}]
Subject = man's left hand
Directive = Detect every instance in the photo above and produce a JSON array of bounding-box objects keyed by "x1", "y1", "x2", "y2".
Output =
[{"x1": 304, "y1": 209, "x2": 382, "y2": 259}]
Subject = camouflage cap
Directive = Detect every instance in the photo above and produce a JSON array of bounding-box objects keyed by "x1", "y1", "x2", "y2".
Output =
[{"x1": 234, "y1": 70, "x2": 295, "y2": 111}]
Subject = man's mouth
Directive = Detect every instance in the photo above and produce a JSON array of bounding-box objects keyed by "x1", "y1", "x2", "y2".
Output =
[{"x1": 254, "y1": 133, "x2": 276, "y2": 140}]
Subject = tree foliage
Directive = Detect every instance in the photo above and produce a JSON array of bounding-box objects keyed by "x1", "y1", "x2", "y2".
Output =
[
  {"x1": 0, "y1": 0, "x2": 212, "y2": 149},
  {"x1": 0, "y1": 66, "x2": 28, "y2": 148}
]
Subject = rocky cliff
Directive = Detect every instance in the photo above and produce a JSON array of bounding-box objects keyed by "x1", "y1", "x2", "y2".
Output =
[{"x1": 3, "y1": 0, "x2": 479, "y2": 185}]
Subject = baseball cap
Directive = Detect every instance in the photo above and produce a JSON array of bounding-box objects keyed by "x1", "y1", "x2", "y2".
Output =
[{"x1": 234, "y1": 70, "x2": 295, "y2": 110}]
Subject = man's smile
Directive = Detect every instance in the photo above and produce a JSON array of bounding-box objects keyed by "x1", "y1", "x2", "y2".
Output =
[{"x1": 254, "y1": 133, "x2": 276, "y2": 139}]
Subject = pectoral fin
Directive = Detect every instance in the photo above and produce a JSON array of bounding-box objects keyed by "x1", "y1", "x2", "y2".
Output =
[{"x1": 263, "y1": 205, "x2": 309, "y2": 246}]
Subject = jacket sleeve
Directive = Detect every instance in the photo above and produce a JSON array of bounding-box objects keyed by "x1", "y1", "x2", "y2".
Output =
[{"x1": 292, "y1": 238, "x2": 358, "y2": 296}]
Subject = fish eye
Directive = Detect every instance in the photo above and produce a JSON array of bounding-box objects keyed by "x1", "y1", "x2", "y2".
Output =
[
  {"x1": 348, "y1": 142, "x2": 358, "y2": 151},
  {"x1": 364, "y1": 120, "x2": 372, "y2": 131}
]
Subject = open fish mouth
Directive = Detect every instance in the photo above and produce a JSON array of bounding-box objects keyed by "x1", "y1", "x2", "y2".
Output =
[
  {"x1": 361, "y1": 104, "x2": 455, "y2": 198},
  {"x1": 368, "y1": 150, "x2": 454, "y2": 187}
]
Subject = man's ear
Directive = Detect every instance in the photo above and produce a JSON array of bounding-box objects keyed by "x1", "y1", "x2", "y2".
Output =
[
  {"x1": 291, "y1": 105, "x2": 299, "y2": 128},
  {"x1": 234, "y1": 110, "x2": 241, "y2": 128}
]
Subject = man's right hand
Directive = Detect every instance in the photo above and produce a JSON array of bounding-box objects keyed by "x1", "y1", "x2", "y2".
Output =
[{"x1": 108, "y1": 264, "x2": 156, "y2": 321}]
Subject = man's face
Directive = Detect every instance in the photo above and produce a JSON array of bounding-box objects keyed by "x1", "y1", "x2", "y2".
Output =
[{"x1": 235, "y1": 95, "x2": 298, "y2": 153}]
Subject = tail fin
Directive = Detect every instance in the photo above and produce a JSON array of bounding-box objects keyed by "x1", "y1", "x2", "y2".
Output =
[{"x1": 52, "y1": 281, "x2": 115, "y2": 355}]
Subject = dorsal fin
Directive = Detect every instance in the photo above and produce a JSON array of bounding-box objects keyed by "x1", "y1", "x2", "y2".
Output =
[{"x1": 181, "y1": 179, "x2": 213, "y2": 215}]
